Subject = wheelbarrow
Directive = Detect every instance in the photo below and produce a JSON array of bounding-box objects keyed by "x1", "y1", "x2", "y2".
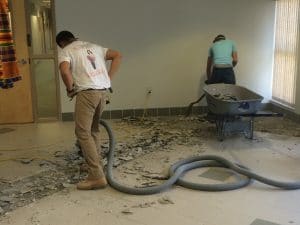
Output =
[{"x1": 203, "y1": 83, "x2": 283, "y2": 141}]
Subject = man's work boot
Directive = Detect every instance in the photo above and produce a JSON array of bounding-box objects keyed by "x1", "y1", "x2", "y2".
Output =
[{"x1": 77, "y1": 176, "x2": 107, "y2": 190}]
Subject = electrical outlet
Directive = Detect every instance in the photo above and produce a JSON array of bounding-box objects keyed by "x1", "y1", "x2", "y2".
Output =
[{"x1": 147, "y1": 88, "x2": 152, "y2": 95}]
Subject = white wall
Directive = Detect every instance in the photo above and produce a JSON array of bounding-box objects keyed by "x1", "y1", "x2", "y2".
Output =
[{"x1": 55, "y1": 0, "x2": 276, "y2": 113}]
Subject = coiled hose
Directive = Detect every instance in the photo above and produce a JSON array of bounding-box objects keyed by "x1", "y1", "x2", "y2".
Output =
[{"x1": 100, "y1": 120, "x2": 300, "y2": 195}]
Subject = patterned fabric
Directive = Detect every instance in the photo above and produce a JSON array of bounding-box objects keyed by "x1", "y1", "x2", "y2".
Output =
[{"x1": 0, "y1": 0, "x2": 21, "y2": 89}]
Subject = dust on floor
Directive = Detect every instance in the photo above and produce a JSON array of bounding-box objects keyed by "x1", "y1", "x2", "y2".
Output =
[{"x1": 0, "y1": 115, "x2": 299, "y2": 217}]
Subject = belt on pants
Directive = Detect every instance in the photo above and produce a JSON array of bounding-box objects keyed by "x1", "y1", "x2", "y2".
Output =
[
  {"x1": 83, "y1": 87, "x2": 113, "y2": 93},
  {"x1": 83, "y1": 88, "x2": 107, "y2": 91}
]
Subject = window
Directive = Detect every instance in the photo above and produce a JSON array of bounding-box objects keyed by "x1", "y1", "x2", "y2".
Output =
[{"x1": 272, "y1": 0, "x2": 300, "y2": 107}]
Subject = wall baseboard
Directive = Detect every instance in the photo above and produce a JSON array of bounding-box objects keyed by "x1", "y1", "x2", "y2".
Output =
[
  {"x1": 61, "y1": 106, "x2": 207, "y2": 121},
  {"x1": 61, "y1": 103, "x2": 300, "y2": 122}
]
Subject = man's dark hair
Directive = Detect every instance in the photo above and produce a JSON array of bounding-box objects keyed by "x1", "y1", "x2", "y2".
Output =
[
  {"x1": 56, "y1": 30, "x2": 76, "y2": 47},
  {"x1": 213, "y1": 34, "x2": 226, "y2": 43}
]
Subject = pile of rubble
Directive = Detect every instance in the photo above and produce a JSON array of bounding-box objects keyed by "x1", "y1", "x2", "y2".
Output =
[
  {"x1": 0, "y1": 116, "x2": 209, "y2": 216},
  {"x1": 1, "y1": 115, "x2": 299, "y2": 216}
]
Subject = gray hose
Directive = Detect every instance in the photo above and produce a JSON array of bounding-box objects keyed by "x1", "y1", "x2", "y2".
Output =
[{"x1": 100, "y1": 120, "x2": 300, "y2": 195}]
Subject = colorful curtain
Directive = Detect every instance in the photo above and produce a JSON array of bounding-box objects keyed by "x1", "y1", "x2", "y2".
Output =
[{"x1": 0, "y1": 0, "x2": 21, "y2": 89}]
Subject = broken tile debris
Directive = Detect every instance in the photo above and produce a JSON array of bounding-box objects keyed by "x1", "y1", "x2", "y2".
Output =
[
  {"x1": 158, "y1": 196, "x2": 174, "y2": 205},
  {"x1": 132, "y1": 201, "x2": 156, "y2": 208},
  {"x1": 0, "y1": 115, "x2": 299, "y2": 216},
  {"x1": 142, "y1": 173, "x2": 168, "y2": 180},
  {"x1": 121, "y1": 208, "x2": 133, "y2": 214},
  {"x1": 20, "y1": 159, "x2": 33, "y2": 164}
]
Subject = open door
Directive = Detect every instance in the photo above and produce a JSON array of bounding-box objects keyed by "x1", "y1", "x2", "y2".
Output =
[{"x1": 0, "y1": 0, "x2": 33, "y2": 124}]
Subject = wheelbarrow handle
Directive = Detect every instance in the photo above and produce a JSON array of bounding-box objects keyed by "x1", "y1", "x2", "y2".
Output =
[{"x1": 241, "y1": 111, "x2": 283, "y2": 117}]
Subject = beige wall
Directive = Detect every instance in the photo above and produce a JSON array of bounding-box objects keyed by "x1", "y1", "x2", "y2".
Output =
[{"x1": 55, "y1": 0, "x2": 276, "y2": 113}]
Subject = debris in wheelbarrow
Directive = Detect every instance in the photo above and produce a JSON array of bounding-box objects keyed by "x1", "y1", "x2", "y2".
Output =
[
  {"x1": 203, "y1": 83, "x2": 283, "y2": 141},
  {"x1": 204, "y1": 83, "x2": 263, "y2": 115},
  {"x1": 213, "y1": 93, "x2": 239, "y2": 101}
]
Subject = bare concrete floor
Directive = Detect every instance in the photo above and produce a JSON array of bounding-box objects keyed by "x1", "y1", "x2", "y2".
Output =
[{"x1": 0, "y1": 115, "x2": 300, "y2": 225}]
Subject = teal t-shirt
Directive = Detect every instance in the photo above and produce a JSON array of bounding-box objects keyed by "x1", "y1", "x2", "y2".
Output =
[{"x1": 208, "y1": 39, "x2": 237, "y2": 66}]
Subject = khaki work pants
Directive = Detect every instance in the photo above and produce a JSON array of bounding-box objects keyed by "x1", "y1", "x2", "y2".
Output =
[{"x1": 75, "y1": 90, "x2": 107, "y2": 179}]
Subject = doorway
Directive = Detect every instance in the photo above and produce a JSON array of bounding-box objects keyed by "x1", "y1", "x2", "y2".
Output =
[{"x1": 26, "y1": 0, "x2": 60, "y2": 121}]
